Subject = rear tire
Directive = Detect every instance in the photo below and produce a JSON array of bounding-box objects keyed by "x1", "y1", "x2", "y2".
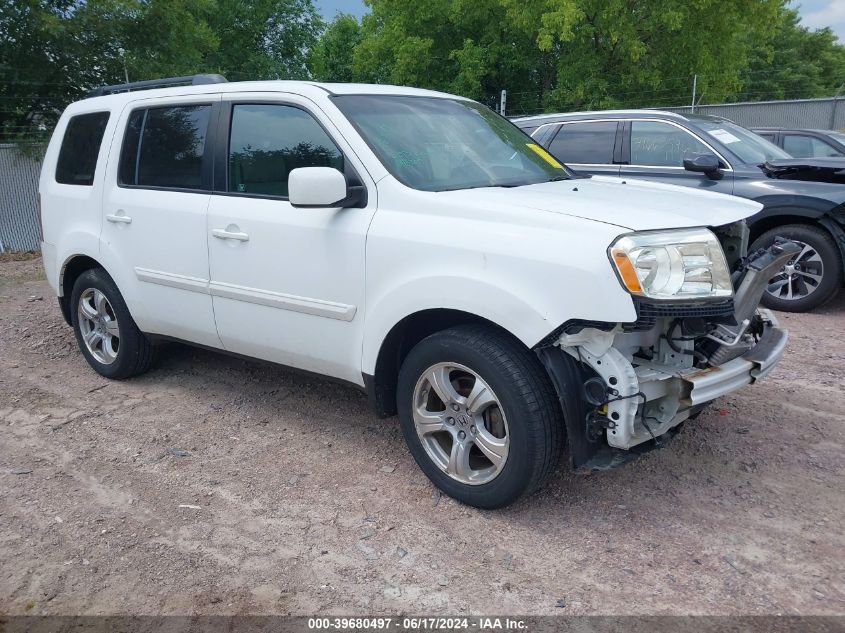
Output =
[
  {"x1": 70, "y1": 268, "x2": 156, "y2": 379},
  {"x1": 396, "y1": 324, "x2": 564, "y2": 509},
  {"x1": 751, "y1": 224, "x2": 842, "y2": 312}
]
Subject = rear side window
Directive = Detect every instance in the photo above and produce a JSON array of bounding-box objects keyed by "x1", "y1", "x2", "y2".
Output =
[
  {"x1": 118, "y1": 105, "x2": 212, "y2": 190},
  {"x1": 55, "y1": 112, "x2": 110, "y2": 185},
  {"x1": 548, "y1": 121, "x2": 617, "y2": 164},
  {"x1": 228, "y1": 104, "x2": 343, "y2": 198}
]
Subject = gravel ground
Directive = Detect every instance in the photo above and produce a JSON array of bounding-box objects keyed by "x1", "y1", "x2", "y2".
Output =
[{"x1": 1, "y1": 257, "x2": 843, "y2": 616}]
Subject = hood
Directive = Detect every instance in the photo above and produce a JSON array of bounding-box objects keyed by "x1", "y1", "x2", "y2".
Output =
[
  {"x1": 437, "y1": 175, "x2": 761, "y2": 231},
  {"x1": 762, "y1": 158, "x2": 845, "y2": 184}
]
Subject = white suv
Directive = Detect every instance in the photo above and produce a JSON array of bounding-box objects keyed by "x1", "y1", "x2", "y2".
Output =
[{"x1": 39, "y1": 75, "x2": 797, "y2": 508}]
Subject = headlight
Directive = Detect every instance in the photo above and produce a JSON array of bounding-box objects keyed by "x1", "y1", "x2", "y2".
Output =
[{"x1": 609, "y1": 228, "x2": 733, "y2": 300}]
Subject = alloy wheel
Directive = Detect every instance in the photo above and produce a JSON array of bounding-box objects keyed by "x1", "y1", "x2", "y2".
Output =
[
  {"x1": 412, "y1": 362, "x2": 509, "y2": 485},
  {"x1": 77, "y1": 288, "x2": 121, "y2": 365},
  {"x1": 766, "y1": 241, "x2": 825, "y2": 301}
]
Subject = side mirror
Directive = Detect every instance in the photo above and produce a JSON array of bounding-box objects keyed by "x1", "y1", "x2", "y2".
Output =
[
  {"x1": 683, "y1": 153, "x2": 723, "y2": 180},
  {"x1": 288, "y1": 167, "x2": 364, "y2": 208}
]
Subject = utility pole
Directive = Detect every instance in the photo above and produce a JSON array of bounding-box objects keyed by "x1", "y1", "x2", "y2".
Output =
[
  {"x1": 119, "y1": 48, "x2": 129, "y2": 84},
  {"x1": 500, "y1": 90, "x2": 507, "y2": 117},
  {"x1": 691, "y1": 75, "x2": 697, "y2": 114}
]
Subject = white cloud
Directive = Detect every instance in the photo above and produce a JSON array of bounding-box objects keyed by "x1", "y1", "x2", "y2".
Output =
[{"x1": 798, "y1": 0, "x2": 845, "y2": 39}]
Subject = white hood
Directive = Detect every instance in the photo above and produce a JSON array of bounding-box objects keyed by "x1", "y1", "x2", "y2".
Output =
[{"x1": 438, "y1": 175, "x2": 761, "y2": 232}]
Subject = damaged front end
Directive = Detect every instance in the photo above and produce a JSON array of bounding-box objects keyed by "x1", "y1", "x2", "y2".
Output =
[
  {"x1": 762, "y1": 158, "x2": 845, "y2": 184},
  {"x1": 538, "y1": 226, "x2": 801, "y2": 472}
]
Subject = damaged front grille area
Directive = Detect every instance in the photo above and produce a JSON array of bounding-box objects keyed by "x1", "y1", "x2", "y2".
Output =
[
  {"x1": 624, "y1": 297, "x2": 735, "y2": 331},
  {"x1": 544, "y1": 235, "x2": 800, "y2": 454}
]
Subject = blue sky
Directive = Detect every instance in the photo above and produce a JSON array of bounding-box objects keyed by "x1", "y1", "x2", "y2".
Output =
[
  {"x1": 314, "y1": 0, "x2": 845, "y2": 41},
  {"x1": 315, "y1": 0, "x2": 368, "y2": 19}
]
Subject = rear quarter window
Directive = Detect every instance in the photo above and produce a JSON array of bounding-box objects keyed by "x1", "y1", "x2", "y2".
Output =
[{"x1": 55, "y1": 112, "x2": 110, "y2": 186}]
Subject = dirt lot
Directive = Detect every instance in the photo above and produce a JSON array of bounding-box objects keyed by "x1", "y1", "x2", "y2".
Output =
[{"x1": 1, "y1": 256, "x2": 843, "y2": 616}]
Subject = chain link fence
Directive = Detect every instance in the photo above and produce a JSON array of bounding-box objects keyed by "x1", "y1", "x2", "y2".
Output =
[{"x1": 0, "y1": 144, "x2": 42, "y2": 252}]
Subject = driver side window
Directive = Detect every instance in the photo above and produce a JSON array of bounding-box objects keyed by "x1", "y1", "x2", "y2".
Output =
[
  {"x1": 228, "y1": 104, "x2": 343, "y2": 198},
  {"x1": 631, "y1": 121, "x2": 711, "y2": 167}
]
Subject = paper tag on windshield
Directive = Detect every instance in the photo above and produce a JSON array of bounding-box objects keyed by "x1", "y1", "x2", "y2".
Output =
[
  {"x1": 527, "y1": 143, "x2": 564, "y2": 168},
  {"x1": 708, "y1": 129, "x2": 741, "y2": 144}
]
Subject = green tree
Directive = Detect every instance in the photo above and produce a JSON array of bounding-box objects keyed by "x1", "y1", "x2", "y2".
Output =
[
  {"x1": 0, "y1": 0, "x2": 322, "y2": 139},
  {"x1": 0, "y1": 0, "x2": 78, "y2": 138},
  {"x1": 204, "y1": 0, "x2": 323, "y2": 80},
  {"x1": 352, "y1": 0, "x2": 539, "y2": 104},
  {"x1": 73, "y1": 0, "x2": 219, "y2": 82},
  {"x1": 308, "y1": 13, "x2": 362, "y2": 82},
  {"x1": 739, "y1": 4, "x2": 845, "y2": 102},
  {"x1": 350, "y1": 0, "x2": 786, "y2": 114},
  {"x1": 535, "y1": 0, "x2": 782, "y2": 111}
]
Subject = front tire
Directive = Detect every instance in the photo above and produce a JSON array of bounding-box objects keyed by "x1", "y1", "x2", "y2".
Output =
[
  {"x1": 751, "y1": 224, "x2": 842, "y2": 312},
  {"x1": 70, "y1": 268, "x2": 156, "y2": 379},
  {"x1": 397, "y1": 324, "x2": 564, "y2": 509}
]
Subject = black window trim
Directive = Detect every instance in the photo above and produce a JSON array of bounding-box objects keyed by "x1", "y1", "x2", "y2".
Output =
[
  {"x1": 116, "y1": 100, "x2": 219, "y2": 194},
  {"x1": 210, "y1": 99, "x2": 366, "y2": 205},
  {"x1": 55, "y1": 110, "x2": 111, "y2": 187},
  {"x1": 529, "y1": 122, "x2": 560, "y2": 147}
]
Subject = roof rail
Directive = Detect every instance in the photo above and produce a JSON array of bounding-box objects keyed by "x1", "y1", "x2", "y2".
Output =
[{"x1": 86, "y1": 74, "x2": 228, "y2": 98}]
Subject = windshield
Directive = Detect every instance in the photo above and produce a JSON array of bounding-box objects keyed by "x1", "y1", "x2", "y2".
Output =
[
  {"x1": 332, "y1": 95, "x2": 571, "y2": 192},
  {"x1": 695, "y1": 120, "x2": 791, "y2": 164}
]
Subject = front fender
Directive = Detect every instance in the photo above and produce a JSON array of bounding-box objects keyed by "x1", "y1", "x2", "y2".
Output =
[
  {"x1": 361, "y1": 179, "x2": 643, "y2": 375},
  {"x1": 361, "y1": 276, "x2": 580, "y2": 375},
  {"x1": 737, "y1": 175, "x2": 845, "y2": 220},
  {"x1": 752, "y1": 196, "x2": 839, "y2": 220},
  {"x1": 361, "y1": 259, "x2": 636, "y2": 376}
]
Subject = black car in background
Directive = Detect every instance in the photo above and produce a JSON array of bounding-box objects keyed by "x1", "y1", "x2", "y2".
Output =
[
  {"x1": 514, "y1": 110, "x2": 845, "y2": 311},
  {"x1": 752, "y1": 127, "x2": 845, "y2": 159}
]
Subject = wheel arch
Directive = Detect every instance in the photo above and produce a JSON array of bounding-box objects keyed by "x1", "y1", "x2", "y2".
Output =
[
  {"x1": 364, "y1": 308, "x2": 525, "y2": 418},
  {"x1": 748, "y1": 209, "x2": 826, "y2": 243},
  {"x1": 748, "y1": 206, "x2": 845, "y2": 285},
  {"x1": 58, "y1": 254, "x2": 108, "y2": 326}
]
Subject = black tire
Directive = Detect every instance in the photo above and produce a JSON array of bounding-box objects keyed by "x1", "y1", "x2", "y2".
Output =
[
  {"x1": 397, "y1": 324, "x2": 564, "y2": 509},
  {"x1": 70, "y1": 268, "x2": 157, "y2": 379},
  {"x1": 751, "y1": 224, "x2": 843, "y2": 312}
]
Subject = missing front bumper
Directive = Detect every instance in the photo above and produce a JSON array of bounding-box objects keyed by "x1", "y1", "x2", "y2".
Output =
[
  {"x1": 680, "y1": 320, "x2": 788, "y2": 407},
  {"x1": 548, "y1": 310, "x2": 787, "y2": 452}
]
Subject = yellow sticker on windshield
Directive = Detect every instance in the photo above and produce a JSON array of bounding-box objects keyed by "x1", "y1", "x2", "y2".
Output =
[{"x1": 527, "y1": 143, "x2": 563, "y2": 169}]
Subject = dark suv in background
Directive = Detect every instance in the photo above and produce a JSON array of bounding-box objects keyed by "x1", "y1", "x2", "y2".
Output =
[
  {"x1": 752, "y1": 127, "x2": 845, "y2": 159},
  {"x1": 515, "y1": 110, "x2": 845, "y2": 311}
]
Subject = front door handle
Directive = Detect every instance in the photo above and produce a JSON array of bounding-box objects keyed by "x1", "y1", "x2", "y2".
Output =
[
  {"x1": 212, "y1": 228, "x2": 249, "y2": 242},
  {"x1": 106, "y1": 212, "x2": 132, "y2": 224}
]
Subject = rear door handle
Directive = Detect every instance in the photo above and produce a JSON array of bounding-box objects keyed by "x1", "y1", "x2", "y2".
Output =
[
  {"x1": 212, "y1": 228, "x2": 249, "y2": 242},
  {"x1": 106, "y1": 212, "x2": 132, "y2": 224}
]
